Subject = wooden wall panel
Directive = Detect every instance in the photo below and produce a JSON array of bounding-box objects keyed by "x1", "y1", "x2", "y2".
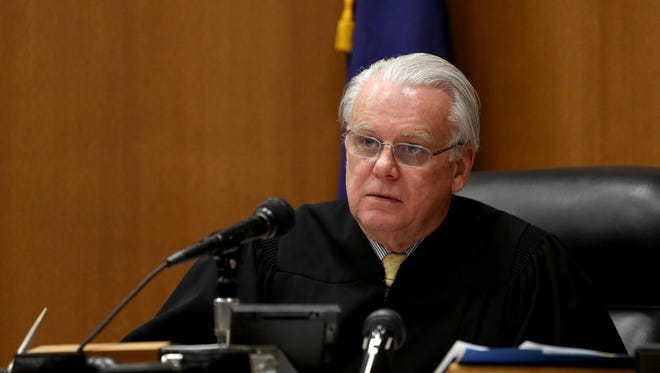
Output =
[
  {"x1": 0, "y1": 0, "x2": 345, "y2": 364},
  {"x1": 447, "y1": 0, "x2": 660, "y2": 170}
]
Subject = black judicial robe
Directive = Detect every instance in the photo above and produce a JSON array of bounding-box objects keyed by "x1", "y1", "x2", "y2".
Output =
[{"x1": 125, "y1": 196, "x2": 626, "y2": 372}]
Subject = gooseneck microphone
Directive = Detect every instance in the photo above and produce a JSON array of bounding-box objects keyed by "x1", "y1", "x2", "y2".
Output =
[
  {"x1": 359, "y1": 308, "x2": 406, "y2": 373},
  {"x1": 166, "y1": 198, "x2": 295, "y2": 267},
  {"x1": 76, "y1": 198, "x2": 295, "y2": 354}
]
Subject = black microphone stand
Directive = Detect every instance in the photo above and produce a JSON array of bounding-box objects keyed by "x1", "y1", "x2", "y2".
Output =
[
  {"x1": 157, "y1": 246, "x2": 253, "y2": 373},
  {"x1": 212, "y1": 245, "x2": 241, "y2": 346}
]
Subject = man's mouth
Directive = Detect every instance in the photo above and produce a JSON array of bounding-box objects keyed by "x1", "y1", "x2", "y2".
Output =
[{"x1": 367, "y1": 193, "x2": 402, "y2": 202}]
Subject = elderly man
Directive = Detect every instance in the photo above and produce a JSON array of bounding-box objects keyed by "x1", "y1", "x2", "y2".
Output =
[{"x1": 125, "y1": 53, "x2": 625, "y2": 372}]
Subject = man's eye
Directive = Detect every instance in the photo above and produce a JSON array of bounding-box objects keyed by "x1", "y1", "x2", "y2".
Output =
[
  {"x1": 362, "y1": 137, "x2": 379, "y2": 148},
  {"x1": 401, "y1": 144, "x2": 423, "y2": 154}
]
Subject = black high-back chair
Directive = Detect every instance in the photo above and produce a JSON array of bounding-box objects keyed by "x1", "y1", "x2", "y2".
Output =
[{"x1": 457, "y1": 166, "x2": 660, "y2": 354}]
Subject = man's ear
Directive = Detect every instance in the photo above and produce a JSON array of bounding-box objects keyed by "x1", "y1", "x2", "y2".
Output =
[{"x1": 451, "y1": 147, "x2": 476, "y2": 193}]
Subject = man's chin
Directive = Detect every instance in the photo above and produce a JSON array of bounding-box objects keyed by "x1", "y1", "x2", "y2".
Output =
[{"x1": 356, "y1": 213, "x2": 406, "y2": 234}]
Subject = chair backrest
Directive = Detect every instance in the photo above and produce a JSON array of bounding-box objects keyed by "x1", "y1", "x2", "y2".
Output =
[{"x1": 457, "y1": 166, "x2": 660, "y2": 353}]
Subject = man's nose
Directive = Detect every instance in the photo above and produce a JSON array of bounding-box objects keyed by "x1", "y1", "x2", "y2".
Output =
[{"x1": 372, "y1": 143, "x2": 400, "y2": 178}]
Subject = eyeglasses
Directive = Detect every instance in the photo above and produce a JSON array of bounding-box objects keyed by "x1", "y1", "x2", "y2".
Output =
[{"x1": 342, "y1": 130, "x2": 463, "y2": 167}]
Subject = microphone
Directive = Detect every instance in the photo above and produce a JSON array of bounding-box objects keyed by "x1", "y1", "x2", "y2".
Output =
[
  {"x1": 75, "y1": 198, "x2": 295, "y2": 354},
  {"x1": 166, "y1": 198, "x2": 295, "y2": 267},
  {"x1": 359, "y1": 308, "x2": 406, "y2": 373}
]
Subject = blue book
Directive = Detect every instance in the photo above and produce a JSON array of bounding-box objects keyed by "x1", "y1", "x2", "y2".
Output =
[{"x1": 435, "y1": 340, "x2": 634, "y2": 373}]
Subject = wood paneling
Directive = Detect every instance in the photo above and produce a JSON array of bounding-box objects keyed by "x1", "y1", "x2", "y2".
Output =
[
  {"x1": 447, "y1": 0, "x2": 660, "y2": 170},
  {"x1": 0, "y1": 1, "x2": 345, "y2": 364}
]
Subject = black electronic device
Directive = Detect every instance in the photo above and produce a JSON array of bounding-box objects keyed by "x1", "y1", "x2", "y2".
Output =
[
  {"x1": 229, "y1": 303, "x2": 341, "y2": 373},
  {"x1": 636, "y1": 343, "x2": 660, "y2": 373}
]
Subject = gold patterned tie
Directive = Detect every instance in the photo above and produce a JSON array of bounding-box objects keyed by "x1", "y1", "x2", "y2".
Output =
[{"x1": 382, "y1": 253, "x2": 407, "y2": 287}]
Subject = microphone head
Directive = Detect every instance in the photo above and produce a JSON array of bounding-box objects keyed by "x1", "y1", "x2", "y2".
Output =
[
  {"x1": 362, "y1": 308, "x2": 406, "y2": 350},
  {"x1": 254, "y1": 198, "x2": 296, "y2": 239}
]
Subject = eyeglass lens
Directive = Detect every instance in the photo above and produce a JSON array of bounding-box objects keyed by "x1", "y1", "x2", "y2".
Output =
[{"x1": 344, "y1": 132, "x2": 433, "y2": 166}]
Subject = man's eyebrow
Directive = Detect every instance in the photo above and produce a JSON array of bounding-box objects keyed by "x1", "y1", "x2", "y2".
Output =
[
  {"x1": 399, "y1": 130, "x2": 433, "y2": 144},
  {"x1": 350, "y1": 124, "x2": 434, "y2": 143},
  {"x1": 350, "y1": 123, "x2": 373, "y2": 133}
]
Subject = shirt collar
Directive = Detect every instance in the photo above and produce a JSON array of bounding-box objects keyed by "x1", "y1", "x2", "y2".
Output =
[{"x1": 367, "y1": 237, "x2": 423, "y2": 260}]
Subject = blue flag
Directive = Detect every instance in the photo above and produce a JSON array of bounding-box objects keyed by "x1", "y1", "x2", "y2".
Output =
[{"x1": 337, "y1": 0, "x2": 454, "y2": 198}]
